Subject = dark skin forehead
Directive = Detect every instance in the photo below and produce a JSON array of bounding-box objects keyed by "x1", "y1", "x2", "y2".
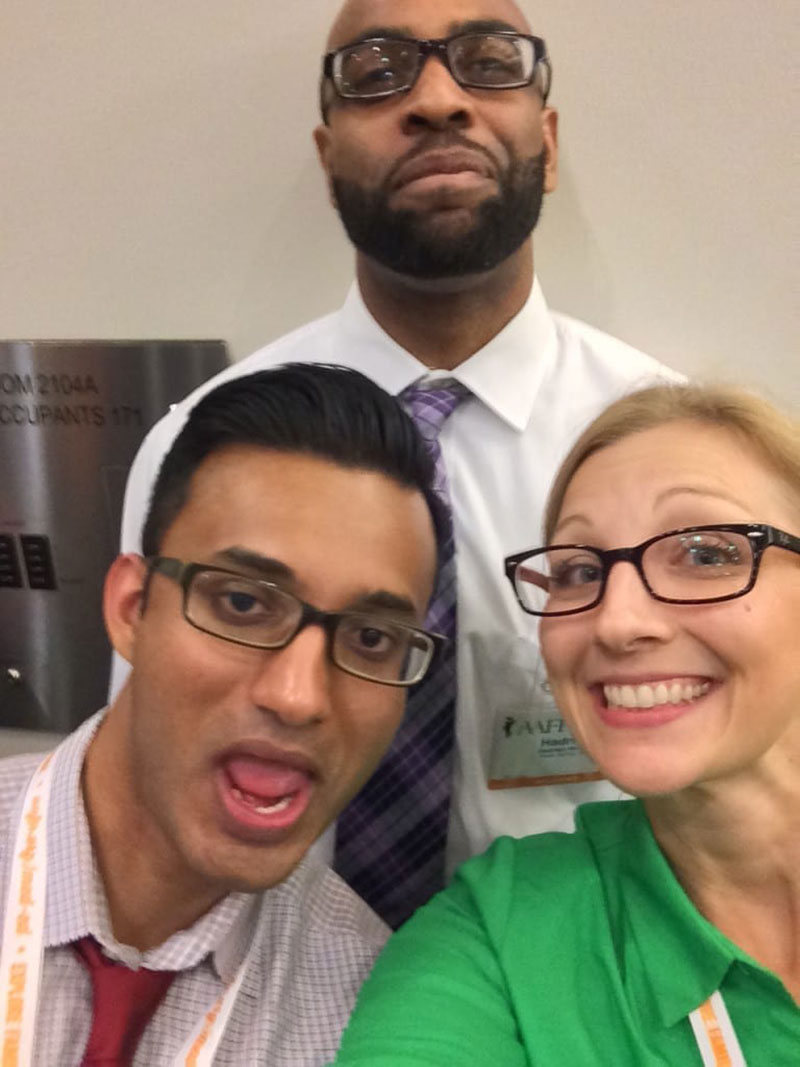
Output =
[{"x1": 326, "y1": 0, "x2": 533, "y2": 50}]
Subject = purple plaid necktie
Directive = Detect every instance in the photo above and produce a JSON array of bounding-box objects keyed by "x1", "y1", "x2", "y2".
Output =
[{"x1": 334, "y1": 379, "x2": 469, "y2": 928}]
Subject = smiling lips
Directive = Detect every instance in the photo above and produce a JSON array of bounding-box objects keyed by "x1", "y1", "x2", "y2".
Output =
[{"x1": 602, "y1": 678, "x2": 712, "y2": 710}]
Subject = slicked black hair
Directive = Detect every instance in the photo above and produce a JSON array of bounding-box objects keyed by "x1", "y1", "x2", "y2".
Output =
[{"x1": 141, "y1": 363, "x2": 445, "y2": 563}]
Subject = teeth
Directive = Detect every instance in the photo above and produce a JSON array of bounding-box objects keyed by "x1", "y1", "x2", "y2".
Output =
[
  {"x1": 255, "y1": 797, "x2": 291, "y2": 815},
  {"x1": 638, "y1": 685, "x2": 655, "y2": 708},
  {"x1": 231, "y1": 786, "x2": 292, "y2": 815},
  {"x1": 603, "y1": 680, "x2": 711, "y2": 710}
]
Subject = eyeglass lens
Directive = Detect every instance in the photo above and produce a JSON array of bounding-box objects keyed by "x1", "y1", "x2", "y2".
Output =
[
  {"x1": 335, "y1": 34, "x2": 535, "y2": 98},
  {"x1": 185, "y1": 570, "x2": 431, "y2": 683},
  {"x1": 515, "y1": 529, "x2": 755, "y2": 614}
]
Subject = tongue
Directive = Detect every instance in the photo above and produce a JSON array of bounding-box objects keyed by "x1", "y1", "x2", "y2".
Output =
[{"x1": 224, "y1": 755, "x2": 309, "y2": 802}]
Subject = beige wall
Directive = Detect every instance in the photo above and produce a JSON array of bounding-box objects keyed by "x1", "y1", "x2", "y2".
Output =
[{"x1": 0, "y1": 1, "x2": 797, "y2": 403}]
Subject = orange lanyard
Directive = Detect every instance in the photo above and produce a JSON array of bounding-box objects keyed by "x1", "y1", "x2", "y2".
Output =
[{"x1": 689, "y1": 991, "x2": 746, "y2": 1066}]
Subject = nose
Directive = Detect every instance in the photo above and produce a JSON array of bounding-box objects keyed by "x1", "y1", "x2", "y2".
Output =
[
  {"x1": 401, "y1": 54, "x2": 475, "y2": 133},
  {"x1": 592, "y1": 562, "x2": 674, "y2": 653},
  {"x1": 248, "y1": 625, "x2": 331, "y2": 728}
]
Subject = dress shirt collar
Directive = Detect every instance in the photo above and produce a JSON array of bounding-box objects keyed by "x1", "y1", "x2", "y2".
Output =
[
  {"x1": 341, "y1": 278, "x2": 557, "y2": 432},
  {"x1": 42, "y1": 711, "x2": 257, "y2": 983},
  {"x1": 337, "y1": 285, "x2": 427, "y2": 395},
  {"x1": 583, "y1": 800, "x2": 769, "y2": 1030}
]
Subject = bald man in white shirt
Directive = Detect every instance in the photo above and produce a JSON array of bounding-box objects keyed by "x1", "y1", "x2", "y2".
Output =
[{"x1": 117, "y1": 0, "x2": 682, "y2": 926}]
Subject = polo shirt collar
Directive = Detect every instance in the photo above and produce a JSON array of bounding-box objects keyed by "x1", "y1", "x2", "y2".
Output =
[
  {"x1": 615, "y1": 801, "x2": 751, "y2": 1029},
  {"x1": 340, "y1": 278, "x2": 557, "y2": 432}
]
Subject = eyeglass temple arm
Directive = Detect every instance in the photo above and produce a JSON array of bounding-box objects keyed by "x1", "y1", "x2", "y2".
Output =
[
  {"x1": 146, "y1": 556, "x2": 187, "y2": 582},
  {"x1": 516, "y1": 564, "x2": 549, "y2": 591},
  {"x1": 503, "y1": 554, "x2": 552, "y2": 591},
  {"x1": 767, "y1": 526, "x2": 800, "y2": 556}
]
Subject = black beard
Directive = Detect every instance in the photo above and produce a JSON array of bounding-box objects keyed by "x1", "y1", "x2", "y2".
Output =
[{"x1": 331, "y1": 148, "x2": 546, "y2": 279}]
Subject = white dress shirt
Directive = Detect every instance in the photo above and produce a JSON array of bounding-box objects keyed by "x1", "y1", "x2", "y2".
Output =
[
  {"x1": 116, "y1": 280, "x2": 682, "y2": 873},
  {"x1": 0, "y1": 713, "x2": 388, "y2": 1065}
]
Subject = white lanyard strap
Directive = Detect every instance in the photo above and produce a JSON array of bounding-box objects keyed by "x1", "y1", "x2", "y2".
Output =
[
  {"x1": 0, "y1": 751, "x2": 54, "y2": 1066},
  {"x1": 0, "y1": 750, "x2": 253, "y2": 1066},
  {"x1": 689, "y1": 991, "x2": 747, "y2": 1067},
  {"x1": 176, "y1": 947, "x2": 253, "y2": 1067}
]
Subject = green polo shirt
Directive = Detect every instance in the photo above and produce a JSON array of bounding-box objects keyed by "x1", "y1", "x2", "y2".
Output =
[{"x1": 334, "y1": 801, "x2": 799, "y2": 1066}]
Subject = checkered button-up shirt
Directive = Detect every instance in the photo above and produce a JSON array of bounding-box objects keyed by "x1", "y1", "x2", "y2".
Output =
[{"x1": 0, "y1": 713, "x2": 389, "y2": 1065}]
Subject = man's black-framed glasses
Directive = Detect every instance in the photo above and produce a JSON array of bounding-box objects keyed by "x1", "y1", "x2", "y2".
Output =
[
  {"x1": 147, "y1": 557, "x2": 445, "y2": 686},
  {"x1": 323, "y1": 32, "x2": 551, "y2": 101},
  {"x1": 504, "y1": 524, "x2": 800, "y2": 618}
]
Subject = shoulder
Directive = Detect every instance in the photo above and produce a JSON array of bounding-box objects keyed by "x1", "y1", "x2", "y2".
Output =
[
  {"x1": 119, "y1": 307, "x2": 348, "y2": 552},
  {"x1": 238, "y1": 308, "x2": 346, "y2": 369},
  {"x1": 251, "y1": 857, "x2": 389, "y2": 977},
  {"x1": 457, "y1": 823, "x2": 600, "y2": 913},
  {"x1": 373, "y1": 824, "x2": 605, "y2": 965},
  {"x1": 340, "y1": 822, "x2": 617, "y2": 1058},
  {"x1": 0, "y1": 753, "x2": 44, "y2": 834},
  {"x1": 297, "y1": 860, "x2": 390, "y2": 955},
  {"x1": 161, "y1": 307, "x2": 346, "y2": 421},
  {"x1": 244, "y1": 860, "x2": 389, "y2": 1053},
  {"x1": 443, "y1": 801, "x2": 640, "y2": 942},
  {"x1": 172, "y1": 309, "x2": 343, "y2": 419},
  {"x1": 550, "y1": 310, "x2": 685, "y2": 388}
]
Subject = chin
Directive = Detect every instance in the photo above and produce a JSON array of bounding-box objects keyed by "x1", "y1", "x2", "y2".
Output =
[
  {"x1": 597, "y1": 758, "x2": 703, "y2": 800},
  {"x1": 198, "y1": 856, "x2": 300, "y2": 896},
  {"x1": 184, "y1": 833, "x2": 305, "y2": 896}
]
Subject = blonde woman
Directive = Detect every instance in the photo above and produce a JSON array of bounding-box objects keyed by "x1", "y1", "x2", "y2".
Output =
[{"x1": 333, "y1": 384, "x2": 800, "y2": 1066}]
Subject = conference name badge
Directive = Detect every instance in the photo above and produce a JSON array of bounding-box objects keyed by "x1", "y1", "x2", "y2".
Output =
[{"x1": 473, "y1": 632, "x2": 604, "y2": 789}]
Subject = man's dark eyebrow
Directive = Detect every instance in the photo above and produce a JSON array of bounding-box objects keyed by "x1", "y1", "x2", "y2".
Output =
[
  {"x1": 213, "y1": 547, "x2": 294, "y2": 582},
  {"x1": 208, "y1": 549, "x2": 420, "y2": 618},
  {"x1": 348, "y1": 590, "x2": 419, "y2": 620},
  {"x1": 336, "y1": 19, "x2": 524, "y2": 49}
]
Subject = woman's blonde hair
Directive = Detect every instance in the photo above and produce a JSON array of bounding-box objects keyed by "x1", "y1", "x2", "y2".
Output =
[{"x1": 544, "y1": 383, "x2": 800, "y2": 542}]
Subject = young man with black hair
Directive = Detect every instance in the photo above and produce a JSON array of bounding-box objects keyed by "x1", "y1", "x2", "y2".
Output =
[{"x1": 0, "y1": 365, "x2": 440, "y2": 1065}]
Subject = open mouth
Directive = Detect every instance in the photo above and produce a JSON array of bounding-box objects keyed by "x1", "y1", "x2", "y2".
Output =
[
  {"x1": 218, "y1": 754, "x2": 314, "y2": 836},
  {"x1": 228, "y1": 786, "x2": 293, "y2": 816},
  {"x1": 602, "y1": 679, "x2": 712, "y2": 710}
]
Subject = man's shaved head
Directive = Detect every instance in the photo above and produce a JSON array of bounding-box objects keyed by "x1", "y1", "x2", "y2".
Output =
[
  {"x1": 326, "y1": 0, "x2": 533, "y2": 51},
  {"x1": 315, "y1": 0, "x2": 557, "y2": 282}
]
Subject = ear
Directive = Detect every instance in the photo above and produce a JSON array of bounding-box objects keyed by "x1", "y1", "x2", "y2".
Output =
[
  {"x1": 541, "y1": 107, "x2": 559, "y2": 194},
  {"x1": 103, "y1": 554, "x2": 148, "y2": 665},
  {"x1": 313, "y1": 123, "x2": 338, "y2": 208}
]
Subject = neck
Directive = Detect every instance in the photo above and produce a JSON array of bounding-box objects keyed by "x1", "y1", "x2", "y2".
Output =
[
  {"x1": 355, "y1": 242, "x2": 534, "y2": 371},
  {"x1": 82, "y1": 697, "x2": 226, "y2": 952},
  {"x1": 645, "y1": 743, "x2": 800, "y2": 999}
]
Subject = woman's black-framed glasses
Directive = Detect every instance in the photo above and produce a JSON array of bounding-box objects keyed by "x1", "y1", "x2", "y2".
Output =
[
  {"x1": 146, "y1": 557, "x2": 445, "y2": 686},
  {"x1": 323, "y1": 32, "x2": 551, "y2": 101},
  {"x1": 504, "y1": 524, "x2": 800, "y2": 618}
]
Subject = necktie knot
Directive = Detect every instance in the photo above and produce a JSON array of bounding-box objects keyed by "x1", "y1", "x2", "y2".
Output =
[
  {"x1": 400, "y1": 379, "x2": 470, "y2": 442},
  {"x1": 73, "y1": 936, "x2": 175, "y2": 1066}
]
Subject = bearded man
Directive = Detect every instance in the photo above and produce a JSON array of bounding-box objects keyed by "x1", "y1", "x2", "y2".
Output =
[{"x1": 116, "y1": 0, "x2": 681, "y2": 929}]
